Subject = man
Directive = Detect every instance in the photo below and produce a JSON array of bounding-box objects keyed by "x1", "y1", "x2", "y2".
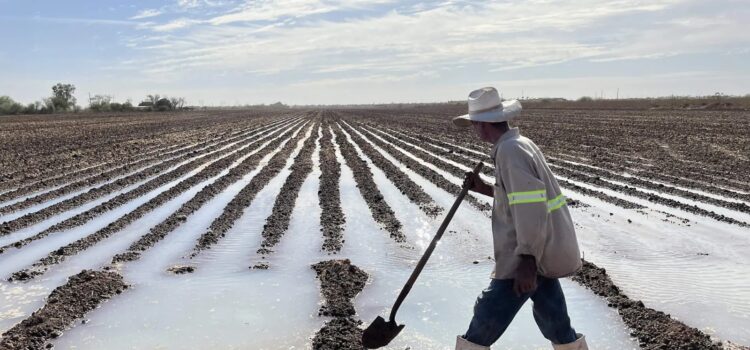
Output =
[{"x1": 452, "y1": 87, "x2": 588, "y2": 350}]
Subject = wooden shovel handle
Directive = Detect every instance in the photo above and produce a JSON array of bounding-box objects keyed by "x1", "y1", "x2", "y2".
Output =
[{"x1": 388, "y1": 162, "x2": 483, "y2": 322}]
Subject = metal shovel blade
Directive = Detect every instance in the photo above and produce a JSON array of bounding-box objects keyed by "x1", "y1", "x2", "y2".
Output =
[{"x1": 361, "y1": 316, "x2": 405, "y2": 349}]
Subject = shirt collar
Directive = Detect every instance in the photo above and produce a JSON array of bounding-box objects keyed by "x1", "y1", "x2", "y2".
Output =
[{"x1": 491, "y1": 127, "x2": 520, "y2": 161}]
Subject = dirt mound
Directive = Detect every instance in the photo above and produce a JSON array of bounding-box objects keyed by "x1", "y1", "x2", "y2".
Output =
[
  {"x1": 311, "y1": 259, "x2": 368, "y2": 349},
  {"x1": 573, "y1": 260, "x2": 723, "y2": 349},
  {"x1": 0, "y1": 269, "x2": 127, "y2": 349}
]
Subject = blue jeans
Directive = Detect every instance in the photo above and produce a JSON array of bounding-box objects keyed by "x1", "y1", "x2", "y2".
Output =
[{"x1": 462, "y1": 277, "x2": 578, "y2": 346}]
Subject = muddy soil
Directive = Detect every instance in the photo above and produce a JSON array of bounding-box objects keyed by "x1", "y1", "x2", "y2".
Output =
[
  {"x1": 550, "y1": 164, "x2": 748, "y2": 227},
  {"x1": 340, "y1": 119, "x2": 490, "y2": 213},
  {"x1": 0, "y1": 270, "x2": 127, "y2": 350},
  {"x1": 331, "y1": 123, "x2": 405, "y2": 242},
  {"x1": 110, "y1": 121, "x2": 304, "y2": 264},
  {"x1": 378, "y1": 124, "x2": 646, "y2": 211},
  {"x1": 548, "y1": 159, "x2": 750, "y2": 214},
  {"x1": 0, "y1": 122, "x2": 295, "y2": 258},
  {"x1": 338, "y1": 121, "x2": 443, "y2": 218},
  {"x1": 255, "y1": 122, "x2": 319, "y2": 261},
  {"x1": 0, "y1": 123, "x2": 275, "y2": 237},
  {"x1": 0, "y1": 142, "x2": 191, "y2": 205},
  {"x1": 0, "y1": 110, "x2": 287, "y2": 191},
  {"x1": 7, "y1": 122, "x2": 301, "y2": 281},
  {"x1": 318, "y1": 115, "x2": 346, "y2": 253},
  {"x1": 354, "y1": 108, "x2": 750, "y2": 202},
  {"x1": 190, "y1": 121, "x2": 314, "y2": 255},
  {"x1": 573, "y1": 260, "x2": 726, "y2": 349},
  {"x1": 311, "y1": 259, "x2": 368, "y2": 350},
  {"x1": 0, "y1": 120, "x2": 288, "y2": 212}
]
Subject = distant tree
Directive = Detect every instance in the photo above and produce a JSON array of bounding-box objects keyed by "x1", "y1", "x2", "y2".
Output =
[
  {"x1": 89, "y1": 95, "x2": 113, "y2": 112},
  {"x1": 577, "y1": 96, "x2": 593, "y2": 102},
  {"x1": 155, "y1": 98, "x2": 173, "y2": 111},
  {"x1": 51, "y1": 83, "x2": 77, "y2": 111},
  {"x1": 169, "y1": 97, "x2": 186, "y2": 109},
  {"x1": 0, "y1": 96, "x2": 25, "y2": 115}
]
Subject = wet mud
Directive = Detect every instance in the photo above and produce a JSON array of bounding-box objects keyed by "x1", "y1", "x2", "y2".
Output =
[
  {"x1": 190, "y1": 120, "x2": 314, "y2": 255},
  {"x1": 0, "y1": 121, "x2": 295, "y2": 256},
  {"x1": 255, "y1": 122, "x2": 319, "y2": 263},
  {"x1": 331, "y1": 123, "x2": 405, "y2": 242},
  {"x1": 7, "y1": 122, "x2": 301, "y2": 281},
  {"x1": 342, "y1": 120, "x2": 490, "y2": 213},
  {"x1": 0, "y1": 270, "x2": 127, "y2": 350},
  {"x1": 338, "y1": 121, "x2": 443, "y2": 218},
  {"x1": 111, "y1": 121, "x2": 303, "y2": 264},
  {"x1": 311, "y1": 259, "x2": 368, "y2": 350},
  {"x1": 318, "y1": 116, "x2": 346, "y2": 253},
  {"x1": 0, "y1": 123, "x2": 278, "y2": 237},
  {"x1": 573, "y1": 260, "x2": 729, "y2": 350}
]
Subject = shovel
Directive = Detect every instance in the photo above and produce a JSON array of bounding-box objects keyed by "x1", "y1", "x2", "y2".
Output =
[{"x1": 362, "y1": 162, "x2": 483, "y2": 349}]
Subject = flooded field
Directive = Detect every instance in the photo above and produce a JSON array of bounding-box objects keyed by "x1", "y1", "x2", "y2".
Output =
[{"x1": 1, "y1": 109, "x2": 748, "y2": 349}]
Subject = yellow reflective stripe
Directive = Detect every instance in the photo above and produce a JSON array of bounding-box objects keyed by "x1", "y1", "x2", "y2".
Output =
[
  {"x1": 547, "y1": 194, "x2": 567, "y2": 212},
  {"x1": 507, "y1": 190, "x2": 546, "y2": 205}
]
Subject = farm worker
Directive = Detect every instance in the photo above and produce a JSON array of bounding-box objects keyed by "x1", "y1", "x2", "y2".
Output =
[{"x1": 452, "y1": 87, "x2": 588, "y2": 350}]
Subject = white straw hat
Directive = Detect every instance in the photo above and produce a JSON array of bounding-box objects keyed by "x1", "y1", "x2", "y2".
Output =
[{"x1": 452, "y1": 87, "x2": 522, "y2": 127}]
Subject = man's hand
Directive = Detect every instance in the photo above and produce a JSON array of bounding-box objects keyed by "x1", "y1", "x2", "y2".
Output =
[
  {"x1": 463, "y1": 171, "x2": 492, "y2": 197},
  {"x1": 513, "y1": 255, "x2": 538, "y2": 296}
]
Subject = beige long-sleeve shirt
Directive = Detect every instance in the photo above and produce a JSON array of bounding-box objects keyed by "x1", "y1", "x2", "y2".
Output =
[{"x1": 489, "y1": 128, "x2": 581, "y2": 279}]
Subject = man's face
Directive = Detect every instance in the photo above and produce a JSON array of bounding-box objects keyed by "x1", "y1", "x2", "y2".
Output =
[{"x1": 471, "y1": 121, "x2": 491, "y2": 143}]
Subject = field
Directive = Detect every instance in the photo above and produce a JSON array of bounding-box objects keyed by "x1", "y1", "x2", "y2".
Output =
[{"x1": 0, "y1": 108, "x2": 748, "y2": 349}]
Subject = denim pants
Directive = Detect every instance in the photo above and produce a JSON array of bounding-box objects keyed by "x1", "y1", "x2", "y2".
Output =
[{"x1": 462, "y1": 277, "x2": 578, "y2": 346}]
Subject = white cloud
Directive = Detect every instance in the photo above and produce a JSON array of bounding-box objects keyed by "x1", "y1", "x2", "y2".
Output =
[
  {"x1": 150, "y1": 18, "x2": 203, "y2": 31},
  {"x1": 101, "y1": 0, "x2": 750, "y2": 103},
  {"x1": 130, "y1": 9, "x2": 163, "y2": 20}
]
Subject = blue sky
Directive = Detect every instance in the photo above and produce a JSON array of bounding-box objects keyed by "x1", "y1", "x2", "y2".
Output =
[{"x1": 1, "y1": 0, "x2": 748, "y2": 105}]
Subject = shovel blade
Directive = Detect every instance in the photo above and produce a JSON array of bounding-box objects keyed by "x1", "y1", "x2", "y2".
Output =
[{"x1": 361, "y1": 316, "x2": 405, "y2": 349}]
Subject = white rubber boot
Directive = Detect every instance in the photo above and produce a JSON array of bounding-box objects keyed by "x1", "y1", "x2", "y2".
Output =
[
  {"x1": 552, "y1": 333, "x2": 588, "y2": 350},
  {"x1": 455, "y1": 336, "x2": 490, "y2": 350}
]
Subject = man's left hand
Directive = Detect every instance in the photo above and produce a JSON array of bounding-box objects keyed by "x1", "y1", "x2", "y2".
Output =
[{"x1": 513, "y1": 255, "x2": 538, "y2": 296}]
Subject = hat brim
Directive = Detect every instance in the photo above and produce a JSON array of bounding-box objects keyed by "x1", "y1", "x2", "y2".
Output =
[{"x1": 452, "y1": 100, "x2": 523, "y2": 128}]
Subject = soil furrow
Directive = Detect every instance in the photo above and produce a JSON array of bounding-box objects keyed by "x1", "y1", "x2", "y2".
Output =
[
  {"x1": 311, "y1": 259, "x2": 368, "y2": 350},
  {"x1": 338, "y1": 122, "x2": 443, "y2": 218},
  {"x1": 111, "y1": 121, "x2": 308, "y2": 264},
  {"x1": 0, "y1": 120, "x2": 292, "y2": 239},
  {"x1": 0, "y1": 141, "x2": 193, "y2": 205},
  {"x1": 375, "y1": 124, "x2": 497, "y2": 178},
  {"x1": 254, "y1": 122, "x2": 320, "y2": 262},
  {"x1": 0, "y1": 119, "x2": 237, "y2": 192},
  {"x1": 573, "y1": 260, "x2": 727, "y2": 350},
  {"x1": 0, "y1": 120, "x2": 277, "y2": 207},
  {"x1": 318, "y1": 116, "x2": 346, "y2": 253},
  {"x1": 379, "y1": 125, "x2": 646, "y2": 210},
  {"x1": 0, "y1": 111, "x2": 282, "y2": 188},
  {"x1": 5, "y1": 121, "x2": 302, "y2": 280},
  {"x1": 190, "y1": 120, "x2": 315, "y2": 256},
  {"x1": 0, "y1": 129, "x2": 252, "y2": 214},
  {"x1": 0, "y1": 270, "x2": 127, "y2": 350},
  {"x1": 342, "y1": 121, "x2": 490, "y2": 213},
  {"x1": 331, "y1": 123, "x2": 405, "y2": 242},
  {"x1": 549, "y1": 164, "x2": 749, "y2": 227},
  {"x1": 548, "y1": 158, "x2": 750, "y2": 214}
]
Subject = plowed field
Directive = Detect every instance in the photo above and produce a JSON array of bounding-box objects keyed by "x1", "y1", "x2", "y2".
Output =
[{"x1": 1, "y1": 109, "x2": 748, "y2": 349}]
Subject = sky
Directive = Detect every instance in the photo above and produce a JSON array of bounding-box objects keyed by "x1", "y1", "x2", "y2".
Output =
[{"x1": 1, "y1": 0, "x2": 749, "y2": 106}]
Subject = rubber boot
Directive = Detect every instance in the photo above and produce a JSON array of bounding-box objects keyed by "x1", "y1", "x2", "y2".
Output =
[
  {"x1": 455, "y1": 336, "x2": 490, "y2": 350},
  {"x1": 552, "y1": 333, "x2": 588, "y2": 350}
]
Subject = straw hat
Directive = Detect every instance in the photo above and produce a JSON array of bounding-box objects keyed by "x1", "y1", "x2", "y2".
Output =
[{"x1": 452, "y1": 87, "x2": 522, "y2": 127}]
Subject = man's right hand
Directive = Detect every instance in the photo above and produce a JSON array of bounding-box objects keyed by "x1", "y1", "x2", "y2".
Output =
[{"x1": 463, "y1": 171, "x2": 492, "y2": 197}]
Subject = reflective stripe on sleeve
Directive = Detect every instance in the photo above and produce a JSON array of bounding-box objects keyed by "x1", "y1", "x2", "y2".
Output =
[
  {"x1": 547, "y1": 193, "x2": 567, "y2": 212},
  {"x1": 507, "y1": 189, "x2": 547, "y2": 205}
]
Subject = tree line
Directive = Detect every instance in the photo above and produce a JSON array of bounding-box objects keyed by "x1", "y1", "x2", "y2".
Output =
[{"x1": 1, "y1": 83, "x2": 187, "y2": 115}]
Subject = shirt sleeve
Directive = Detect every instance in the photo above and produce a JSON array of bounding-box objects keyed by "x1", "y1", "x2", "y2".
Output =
[{"x1": 497, "y1": 143, "x2": 548, "y2": 261}]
